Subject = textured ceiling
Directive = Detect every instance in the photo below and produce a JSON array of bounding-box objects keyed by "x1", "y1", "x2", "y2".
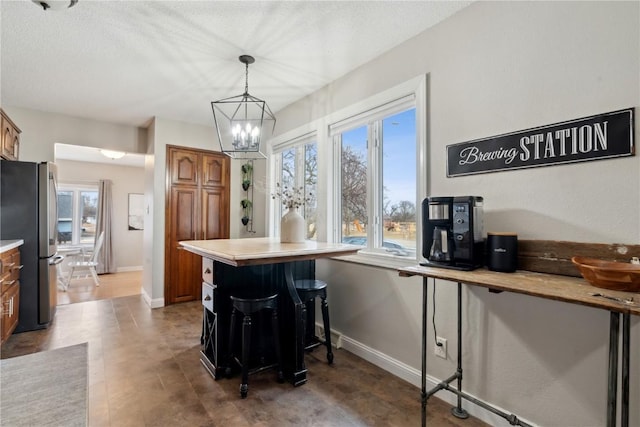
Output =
[{"x1": 1, "y1": 0, "x2": 471, "y2": 129}]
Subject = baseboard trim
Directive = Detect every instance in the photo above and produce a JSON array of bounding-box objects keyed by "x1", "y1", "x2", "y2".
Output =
[
  {"x1": 339, "y1": 333, "x2": 421, "y2": 387},
  {"x1": 116, "y1": 266, "x2": 143, "y2": 272},
  {"x1": 318, "y1": 323, "x2": 537, "y2": 427},
  {"x1": 141, "y1": 287, "x2": 164, "y2": 308}
]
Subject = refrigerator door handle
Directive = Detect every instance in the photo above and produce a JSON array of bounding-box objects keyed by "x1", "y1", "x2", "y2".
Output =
[{"x1": 50, "y1": 255, "x2": 65, "y2": 265}]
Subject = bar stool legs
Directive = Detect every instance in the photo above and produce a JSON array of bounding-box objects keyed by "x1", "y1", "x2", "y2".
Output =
[
  {"x1": 319, "y1": 294, "x2": 334, "y2": 364},
  {"x1": 227, "y1": 293, "x2": 283, "y2": 399},
  {"x1": 240, "y1": 314, "x2": 251, "y2": 398},
  {"x1": 295, "y1": 279, "x2": 333, "y2": 365}
]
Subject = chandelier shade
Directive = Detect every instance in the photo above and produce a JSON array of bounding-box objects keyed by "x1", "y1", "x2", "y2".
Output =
[{"x1": 211, "y1": 55, "x2": 275, "y2": 159}]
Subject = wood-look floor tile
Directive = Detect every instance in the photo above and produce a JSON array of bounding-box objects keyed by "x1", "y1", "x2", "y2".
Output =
[{"x1": 1, "y1": 272, "x2": 490, "y2": 427}]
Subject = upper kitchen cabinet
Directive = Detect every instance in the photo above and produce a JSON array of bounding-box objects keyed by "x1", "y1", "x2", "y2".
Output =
[{"x1": 0, "y1": 109, "x2": 21, "y2": 161}]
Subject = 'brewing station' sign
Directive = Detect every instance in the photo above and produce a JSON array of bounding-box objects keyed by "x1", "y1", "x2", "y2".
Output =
[{"x1": 447, "y1": 109, "x2": 634, "y2": 177}]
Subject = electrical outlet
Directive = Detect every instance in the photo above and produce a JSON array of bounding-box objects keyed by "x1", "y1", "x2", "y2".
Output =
[{"x1": 434, "y1": 337, "x2": 447, "y2": 359}]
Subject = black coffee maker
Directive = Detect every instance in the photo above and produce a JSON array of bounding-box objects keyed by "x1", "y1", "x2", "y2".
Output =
[{"x1": 421, "y1": 196, "x2": 484, "y2": 270}]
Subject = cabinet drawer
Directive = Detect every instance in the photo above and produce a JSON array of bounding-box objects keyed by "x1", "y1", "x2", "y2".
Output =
[
  {"x1": 202, "y1": 257, "x2": 214, "y2": 284},
  {"x1": 0, "y1": 248, "x2": 21, "y2": 294},
  {"x1": 202, "y1": 282, "x2": 215, "y2": 312}
]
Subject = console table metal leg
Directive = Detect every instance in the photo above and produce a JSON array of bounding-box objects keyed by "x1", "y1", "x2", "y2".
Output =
[
  {"x1": 621, "y1": 312, "x2": 630, "y2": 427},
  {"x1": 421, "y1": 276, "x2": 428, "y2": 427},
  {"x1": 451, "y1": 281, "x2": 469, "y2": 419},
  {"x1": 607, "y1": 312, "x2": 620, "y2": 427}
]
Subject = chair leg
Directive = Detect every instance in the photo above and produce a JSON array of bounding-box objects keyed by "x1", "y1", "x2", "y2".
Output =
[
  {"x1": 271, "y1": 308, "x2": 284, "y2": 383},
  {"x1": 89, "y1": 267, "x2": 100, "y2": 287},
  {"x1": 240, "y1": 314, "x2": 252, "y2": 398},
  {"x1": 320, "y1": 296, "x2": 334, "y2": 364},
  {"x1": 65, "y1": 267, "x2": 75, "y2": 291}
]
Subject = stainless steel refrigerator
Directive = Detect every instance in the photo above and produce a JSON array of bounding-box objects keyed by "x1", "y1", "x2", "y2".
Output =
[{"x1": 0, "y1": 161, "x2": 60, "y2": 332}]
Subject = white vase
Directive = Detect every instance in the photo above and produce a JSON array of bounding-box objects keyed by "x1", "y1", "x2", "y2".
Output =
[{"x1": 280, "y1": 207, "x2": 306, "y2": 243}]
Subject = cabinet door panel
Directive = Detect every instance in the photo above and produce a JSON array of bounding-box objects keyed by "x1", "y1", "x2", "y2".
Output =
[
  {"x1": 202, "y1": 188, "x2": 229, "y2": 240},
  {"x1": 167, "y1": 187, "x2": 200, "y2": 302},
  {"x1": 172, "y1": 188, "x2": 198, "y2": 240},
  {"x1": 202, "y1": 154, "x2": 226, "y2": 187},
  {"x1": 2, "y1": 121, "x2": 13, "y2": 160},
  {"x1": 169, "y1": 149, "x2": 198, "y2": 186},
  {"x1": 173, "y1": 248, "x2": 201, "y2": 303}
]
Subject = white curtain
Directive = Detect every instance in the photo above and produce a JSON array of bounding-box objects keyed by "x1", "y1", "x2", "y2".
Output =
[{"x1": 96, "y1": 179, "x2": 116, "y2": 274}]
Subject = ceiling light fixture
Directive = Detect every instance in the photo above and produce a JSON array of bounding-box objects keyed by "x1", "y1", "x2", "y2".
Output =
[
  {"x1": 32, "y1": 0, "x2": 78, "y2": 11},
  {"x1": 100, "y1": 150, "x2": 126, "y2": 160},
  {"x1": 211, "y1": 55, "x2": 276, "y2": 159}
]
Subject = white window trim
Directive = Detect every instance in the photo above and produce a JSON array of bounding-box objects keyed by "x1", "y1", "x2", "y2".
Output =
[
  {"x1": 269, "y1": 131, "x2": 318, "y2": 238},
  {"x1": 57, "y1": 182, "x2": 99, "y2": 248},
  {"x1": 267, "y1": 75, "x2": 428, "y2": 270}
]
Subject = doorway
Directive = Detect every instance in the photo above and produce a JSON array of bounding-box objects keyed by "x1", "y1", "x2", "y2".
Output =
[{"x1": 54, "y1": 143, "x2": 146, "y2": 305}]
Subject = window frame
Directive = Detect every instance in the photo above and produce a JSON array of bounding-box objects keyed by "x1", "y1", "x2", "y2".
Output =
[
  {"x1": 331, "y1": 98, "x2": 417, "y2": 259},
  {"x1": 57, "y1": 183, "x2": 99, "y2": 247},
  {"x1": 270, "y1": 132, "x2": 318, "y2": 239},
  {"x1": 267, "y1": 75, "x2": 428, "y2": 269}
]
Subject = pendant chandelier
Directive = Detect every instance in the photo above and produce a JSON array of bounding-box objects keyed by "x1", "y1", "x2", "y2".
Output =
[{"x1": 211, "y1": 55, "x2": 276, "y2": 159}]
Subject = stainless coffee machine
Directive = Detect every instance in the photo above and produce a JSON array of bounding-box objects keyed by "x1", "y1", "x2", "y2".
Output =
[{"x1": 421, "y1": 196, "x2": 484, "y2": 270}]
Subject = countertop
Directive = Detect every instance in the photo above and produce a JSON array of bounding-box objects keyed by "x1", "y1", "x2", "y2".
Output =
[
  {"x1": 399, "y1": 264, "x2": 640, "y2": 315},
  {"x1": 179, "y1": 237, "x2": 360, "y2": 267},
  {"x1": 0, "y1": 240, "x2": 24, "y2": 253}
]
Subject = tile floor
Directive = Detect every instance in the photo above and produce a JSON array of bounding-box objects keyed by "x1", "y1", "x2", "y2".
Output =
[
  {"x1": 57, "y1": 270, "x2": 142, "y2": 305},
  {"x1": 3, "y1": 274, "x2": 488, "y2": 426}
]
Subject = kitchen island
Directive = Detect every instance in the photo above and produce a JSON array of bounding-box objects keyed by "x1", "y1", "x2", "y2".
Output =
[{"x1": 179, "y1": 237, "x2": 359, "y2": 386}]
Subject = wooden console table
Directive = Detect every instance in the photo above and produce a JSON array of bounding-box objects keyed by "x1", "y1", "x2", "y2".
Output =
[
  {"x1": 398, "y1": 265, "x2": 639, "y2": 427},
  {"x1": 180, "y1": 237, "x2": 359, "y2": 386}
]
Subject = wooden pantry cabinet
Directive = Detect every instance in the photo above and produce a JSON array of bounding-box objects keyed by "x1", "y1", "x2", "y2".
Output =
[
  {"x1": 1, "y1": 109, "x2": 21, "y2": 161},
  {"x1": 164, "y1": 145, "x2": 230, "y2": 305},
  {"x1": 1, "y1": 245, "x2": 22, "y2": 345}
]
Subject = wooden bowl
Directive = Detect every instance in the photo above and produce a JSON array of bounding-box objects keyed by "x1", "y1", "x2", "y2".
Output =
[{"x1": 571, "y1": 256, "x2": 640, "y2": 292}]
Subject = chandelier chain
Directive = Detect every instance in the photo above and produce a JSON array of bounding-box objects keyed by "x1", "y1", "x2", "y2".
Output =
[{"x1": 244, "y1": 62, "x2": 249, "y2": 95}]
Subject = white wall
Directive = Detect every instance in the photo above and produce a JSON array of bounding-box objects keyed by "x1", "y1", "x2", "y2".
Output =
[
  {"x1": 55, "y1": 159, "x2": 144, "y2": 271},
  {"x1": 275, "y1": 2, "x2": 639, "y2": 426},
  {"x1": 6, "y1": 107, "x2": 145, "y2": 163}
]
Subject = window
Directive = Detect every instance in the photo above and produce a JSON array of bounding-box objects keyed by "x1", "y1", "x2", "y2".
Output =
[
  {"x1": 333, "y1": 98, "x2": 417, "y2": 258},
  {"x1": 269, "y1": 76, "x2": 426, "y2": 265},
  {"x1": 274, "y1": 135, "x2": 318, "y2": 240},
  {"x1": 57, "y1": 184, "x2": 99, "y2": 246}
]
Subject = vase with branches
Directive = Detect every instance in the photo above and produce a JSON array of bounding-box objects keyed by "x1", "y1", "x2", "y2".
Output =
[
  {"x1": 271, "y1": 183, "x2": 312, "y2": 210},
  {"x1": 272, "y1": 183, "x2": 311, "y2": 243}
]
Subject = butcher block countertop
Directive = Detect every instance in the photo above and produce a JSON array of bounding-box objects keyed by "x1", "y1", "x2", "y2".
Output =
[
  {"x1": 179, "y1": 237, "x2": 360, "y2": 267},
  {"x1": 399, "y1": 265, "x2": 640, "y2": 315}
]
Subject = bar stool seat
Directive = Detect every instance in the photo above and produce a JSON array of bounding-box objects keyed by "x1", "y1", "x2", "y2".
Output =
[
  {"x1": 294, "y1": 279, "x2": 334, "y2": 364},
  {"x1": 227, "y1": 293, "x2": 284, "y2": 398}
]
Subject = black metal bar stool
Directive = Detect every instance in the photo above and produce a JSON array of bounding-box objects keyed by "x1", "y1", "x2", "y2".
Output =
[
  {"x1": 227, "y1": 293, "x2": 284, "y2": 398},
  {"x1": 294, "y1": 279, "x2": 334, "y2": 364}
]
